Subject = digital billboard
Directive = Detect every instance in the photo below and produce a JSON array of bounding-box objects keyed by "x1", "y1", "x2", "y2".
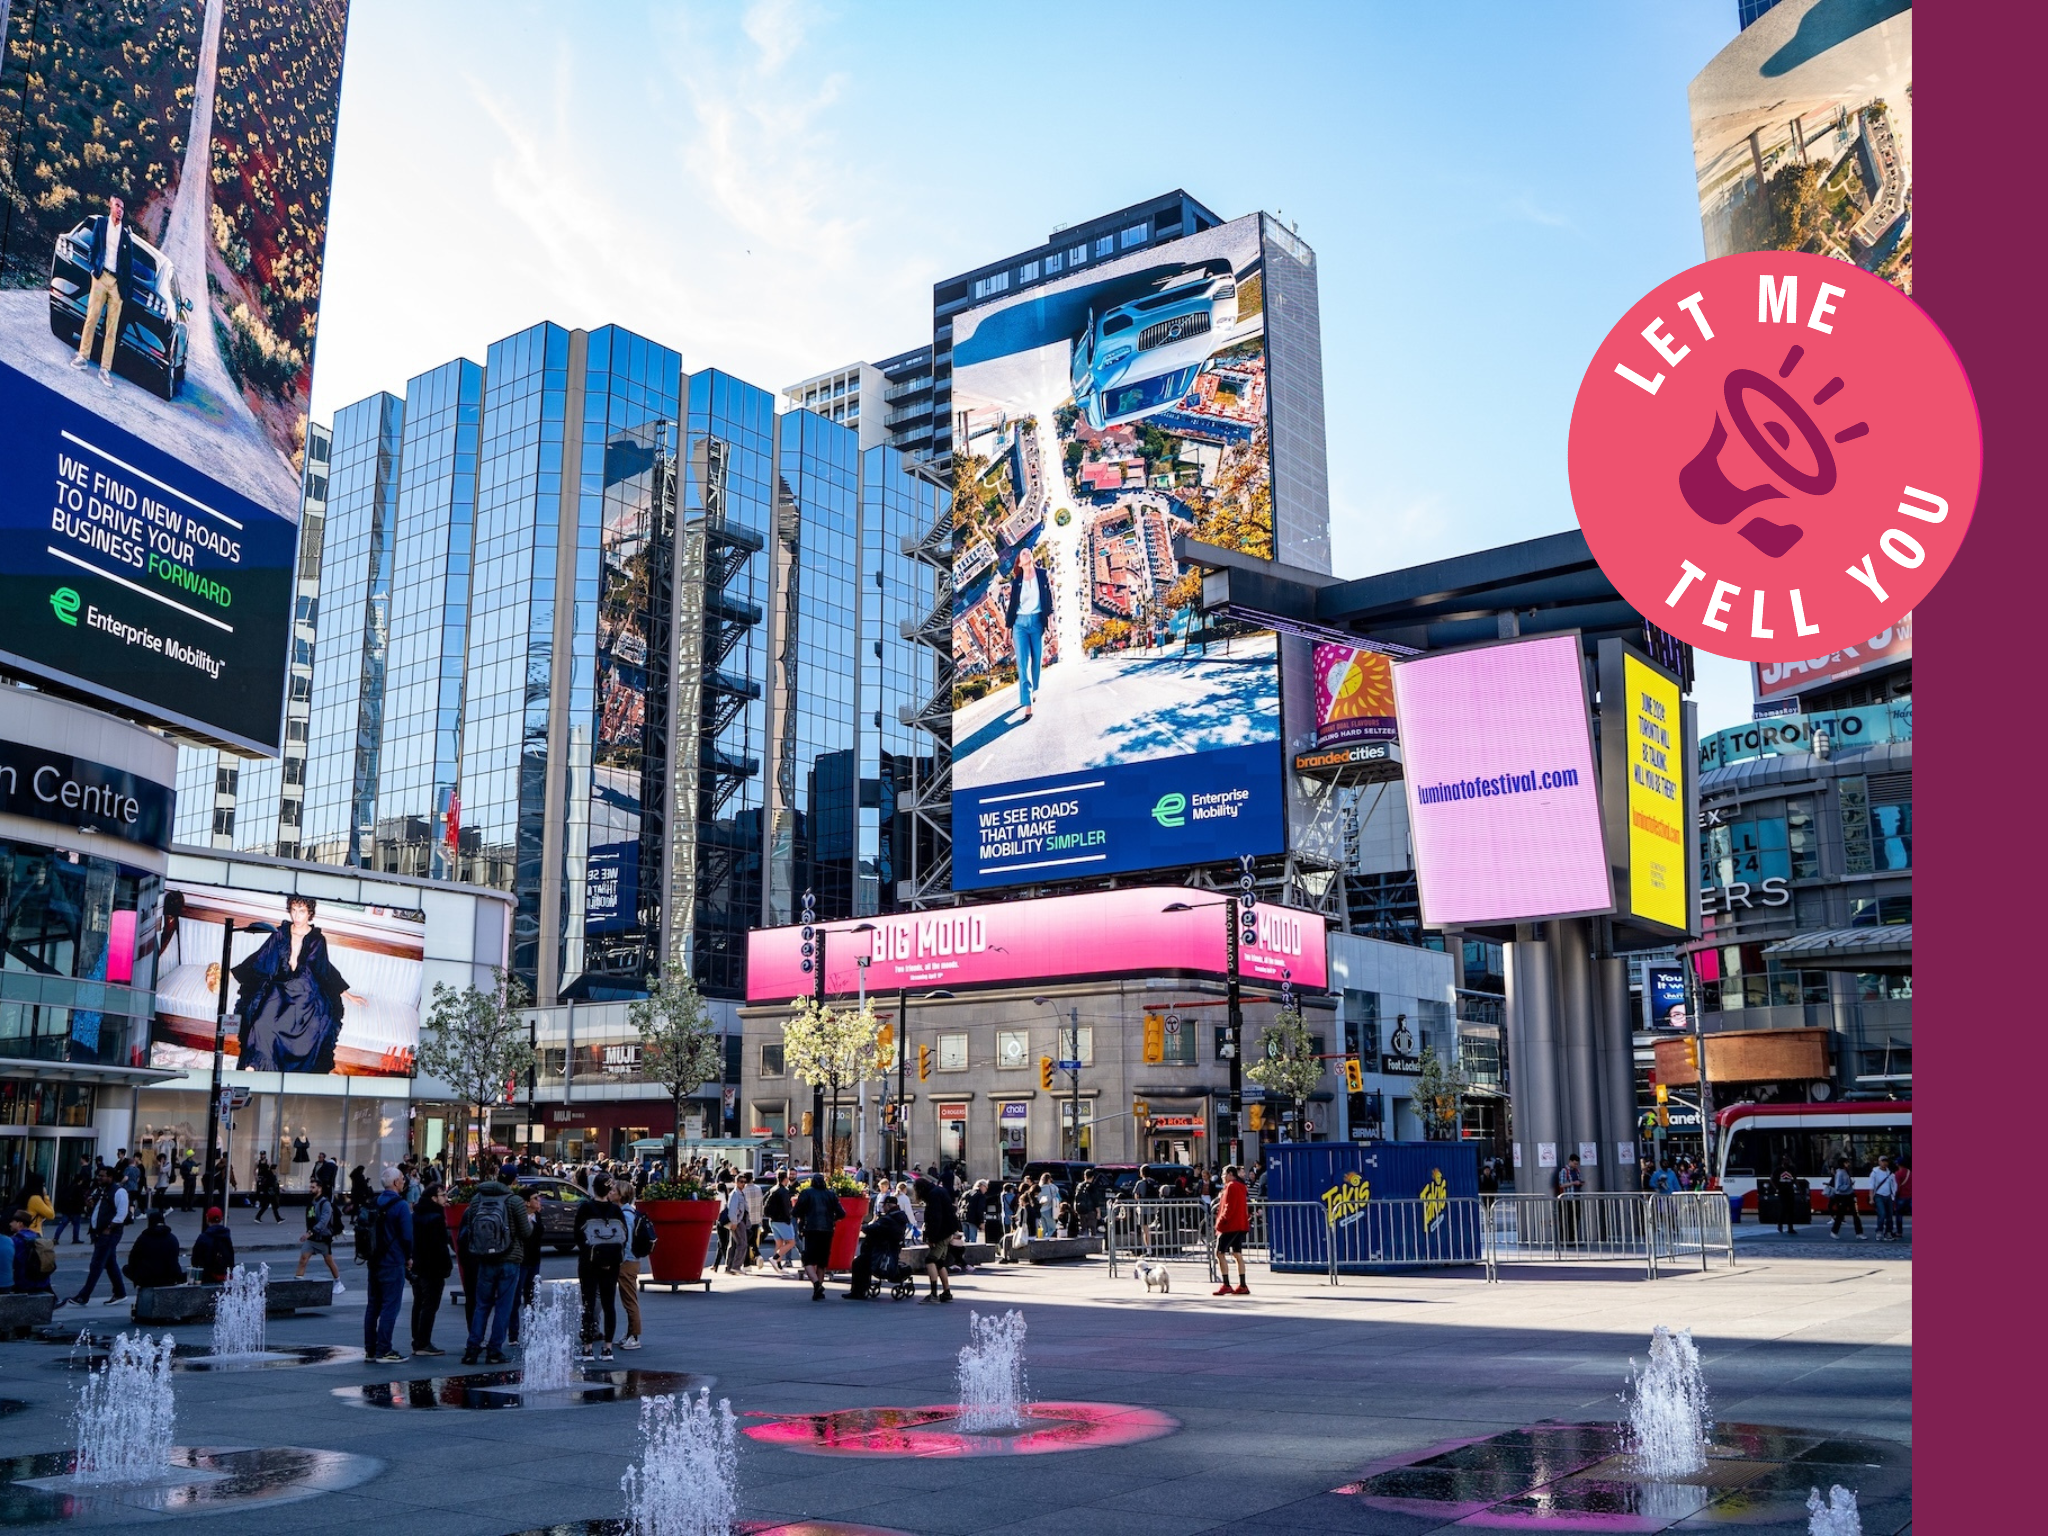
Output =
[
  {"x1": 1312, "y1": 642, "x2": 1397, "y2": 748},
  {"x1": 1618, "y1": 650, "x2": 1687, "y2": 932},
  {"x1": 948, "y1": 214, "x2": 1284, "y2": 888},
  {"x1": 1689, "y1": 0, "x2": 1911, "y2": 291},
  {"x1": 0, "y1": 1, "x2": 351, "y2": 754},
  {"x1": 1753, "y1": 613, "x2": 1910, "y2": 707},
  {"x1": 152, "y1": 880, "x2": 425, "y2": 1078},
  {"x1": 1391, "y1": 634, "x2": 1613, "y2": 928},
  {"x1": 746, "y1": 886, "x2": 1327, "y2": 1002}
]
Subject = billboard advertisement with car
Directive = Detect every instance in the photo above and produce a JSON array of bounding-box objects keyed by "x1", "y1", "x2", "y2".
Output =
[
  {"x1": 1391, "y1": 634, "x2": 1614, "y2": 928},
  {"x1": 0, "y1": 0, "x2": 351, "y2": 753},
  {"x1": 151, "y1": 879, "x2": 424, "y2": 1079},
  {"x1": 948, "y1": 213, "x2": 1285, "y2": 888}
]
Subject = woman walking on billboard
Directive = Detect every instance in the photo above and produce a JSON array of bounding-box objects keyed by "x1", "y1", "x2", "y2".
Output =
[
  {"x1": 1003, "y1": 544, "x2": 1053, "y2": 721},
  {"x1": 214, "y1": 896, "x2": 365, "y2": 1074}
]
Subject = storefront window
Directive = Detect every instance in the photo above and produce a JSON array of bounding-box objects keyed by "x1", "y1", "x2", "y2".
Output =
[{"x1": 0, "y1": 838, "x2": 160, "y2": 1066}]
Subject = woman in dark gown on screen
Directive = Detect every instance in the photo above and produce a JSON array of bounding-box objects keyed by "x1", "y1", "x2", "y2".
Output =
[{"x1": 225, "y1": 896, "x2": 365, "y2": 1073}]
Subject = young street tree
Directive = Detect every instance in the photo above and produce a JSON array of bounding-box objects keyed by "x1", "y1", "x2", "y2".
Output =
[
  {"x1": 415, "y1": 968, "x2": 534, "y2": 1174},
  {"x1": 1413, "y1": 1044, "x2": 1469, "y2": 1141},
  {"x1": 1246, "y1": 1008, "x2": 1325, "y2": 1144},
  {"x1": 630, "y1": 972, "x2": 724, "y2": 1177},
  {"x1": 782, "y1": 996, "x2": 883, "y2": 1171}
]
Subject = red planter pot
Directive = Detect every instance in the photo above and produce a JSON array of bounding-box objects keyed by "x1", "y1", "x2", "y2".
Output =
[
  {"x1": 641, "y1": 1199, "x2": 721, "y2": 1285},
  {"x1": 827, "y1": 1195, "x2": 868, "y2": 1274}
]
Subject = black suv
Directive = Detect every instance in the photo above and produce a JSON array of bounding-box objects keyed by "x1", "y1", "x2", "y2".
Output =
[
  {"x1": 516, "y1": 1176, "x2": 596, "y2": 1253},
  {"x1": 48, "y1": 221, "x2": 192, "y2": 399}
]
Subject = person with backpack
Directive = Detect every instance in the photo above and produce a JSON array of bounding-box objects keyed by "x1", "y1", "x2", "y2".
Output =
[
  {"x1": 575, "y1": 1174, "x2": 632, "y2": 1361},
  {"x1": 6, "y1": 1209, "x2": 56, "y2": 1293},
  {"x1": 294, "y1": 1182, "x2": 347, "y2": 1293},
  {"x1": 409, "y1": 1183, "x2": 453, "y2": 1355},
  {"x1": 252, "y1": 1155, "x2": 284, "y2": 1223},
  {"x1": 791, "y1": 1173, "x2": 844, "y2": 1302},
  {"x1": 459, "y1": 1159, "x2": 531, "y2": 1365},
  {"x1": 363, "y1": 1166, "x2": 415, "y2": 1363},
  {"x1": 616, "y1": 1182, "x2": 655, "y2": 1350},
  {"x1": 123, "y1": 1210, "x2": 185, "y2": 1289},
  {"x1": 190, "y1": 1206, "x2": 235, "y2": 1284},
  {"x1": 60, "y1": 1167, "x2": 129, "y2": 1308}
]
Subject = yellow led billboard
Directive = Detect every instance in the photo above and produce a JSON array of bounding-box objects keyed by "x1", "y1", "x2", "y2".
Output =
[{"x1": 1623, "y1": 653, "x2": 1685, "y2": 929}]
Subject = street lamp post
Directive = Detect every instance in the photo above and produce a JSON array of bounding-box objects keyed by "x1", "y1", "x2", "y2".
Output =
[
  {"x1": 800, "y1": 890, "x2": 825, "y2": 1171},
  {"x1": 855, "y1": 955, "x2": 871, "y2": 1169},
  {"x1": 1033, "y1": 996, "x2": 1083, "y2": 1160},
  {"x1": 202, "y1": 916, "x2": 236, "y2": 1208},
  {"x1": 1164, "y1": 860, "x2": 1259, "y2": 1171}
]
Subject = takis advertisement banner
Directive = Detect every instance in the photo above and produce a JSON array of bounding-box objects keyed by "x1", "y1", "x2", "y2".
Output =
[
  {"x1": 946, "y1": 213, "x2": 1284, "y2": 888},
  {"x1": 0, "y1": 0, "x2": 351, "y2": 754},
  {"x1": 1313, "y1": 642, "x2": 1398, "y2": 748},
  {"x1": 1391, "y1": 633, "x2": 1613, "y2": 928}
]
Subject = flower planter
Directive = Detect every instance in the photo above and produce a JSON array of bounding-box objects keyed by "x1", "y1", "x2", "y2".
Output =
[
  {"x1": 641, "y1": 1199, "x2": 721, "y2": 1286},
  {"x1": 827, "y1": 1195, "x2": 869, "y2": 1274}
]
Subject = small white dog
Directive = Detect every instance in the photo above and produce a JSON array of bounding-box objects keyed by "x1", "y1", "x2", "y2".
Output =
[{"x1": 1134, "y1": 1262, "x2": 1170, "y2": 1294}]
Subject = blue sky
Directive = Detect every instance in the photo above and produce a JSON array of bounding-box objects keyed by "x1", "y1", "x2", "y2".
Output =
[{"x1": 312, "y1": 0, "x2": 1750, "y2": 727}]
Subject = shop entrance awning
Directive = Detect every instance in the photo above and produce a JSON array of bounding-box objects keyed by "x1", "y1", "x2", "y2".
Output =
[
  {"x1": 0, "y1": 1055, "x2": 182, "y2": 1087},
  {"x1": 1763, "y1": 926, "x2": 1913, "y2": 970}
]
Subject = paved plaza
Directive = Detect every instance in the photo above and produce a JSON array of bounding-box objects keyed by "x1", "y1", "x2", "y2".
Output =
[{"x1": 0, "y1": 1236, "x2": 1910, "y2": 1534}]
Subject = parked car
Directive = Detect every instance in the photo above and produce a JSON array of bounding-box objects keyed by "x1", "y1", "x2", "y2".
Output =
[
  {"x1": 1019, "y1": 1160, "x2": 1096, "y2": 1202},
  {"x1": 516, "y1": 1176, "x2": 596, "y2": 1253},
  {"x1": 1070, "y1": 261, "x2": 1244, "y2": 431},
  {"x1": 47, "y1": 221, "x2": 191, "y2": 400},
  {"x1": 1094, "y1": 1162, "x2": 1202, "y2": 1199}
]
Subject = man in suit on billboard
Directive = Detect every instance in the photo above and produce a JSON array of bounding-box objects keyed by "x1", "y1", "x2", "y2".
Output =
[{"x1": 71, "y1": 195, "x2": 136, "y2": 387}]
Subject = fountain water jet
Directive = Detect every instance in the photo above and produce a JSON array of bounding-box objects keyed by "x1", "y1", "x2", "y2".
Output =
[
  {"x1": 211, "y1": 1263, "x2": 269, "y2": 1359},
  {"x1": 620, "y1": 1387, "x2": 737, "y2": 1536},
  {"x1": 1807, "y1": 1484, "x2": 1862, "y2": 1535},
  {"x1": 519, "y1": 1279, "x2": 583, "y2": 1393},
  {"x1": 1622, "y1": 1325, "x2": 1710, "y2": 1478},
  {"x1": 955, "y1": 1309, "x2": 1029, "y2": 1431},
  {"x1": 72, "y1": 1332, "x2": 176, "y2": 1484}
]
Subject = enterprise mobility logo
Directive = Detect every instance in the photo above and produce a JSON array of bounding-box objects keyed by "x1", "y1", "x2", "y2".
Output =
[
  {"x1": 1416, "y1": 765, "x2": 1580, "y2": 806},
  {"x1": 1153, "y1": 787, "x2": 1250, "y2": 827}
]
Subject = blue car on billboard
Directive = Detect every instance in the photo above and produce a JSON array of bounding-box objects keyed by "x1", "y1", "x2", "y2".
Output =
[
  {"x1": 1069, "y1": 262, "x2": 1249, "y2": 431},
  {"x1": 47, "y1": 221, "x2": 192, "y2": 400}
]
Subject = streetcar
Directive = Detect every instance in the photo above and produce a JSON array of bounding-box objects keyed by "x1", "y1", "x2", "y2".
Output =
[{"x1": 1715, "y1": 1100, "x2": 1911, "y2": 1217}]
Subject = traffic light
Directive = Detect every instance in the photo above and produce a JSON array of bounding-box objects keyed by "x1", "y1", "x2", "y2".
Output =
[
  {"x1": 1682, "y1": 1038, "x2": 1700, "y2": 1073},
  {"x1": 1039, "y1": 1056, "x2": 1054, "y2": 1090},
  {"x1": 917, "y1": 1044, "x2": 931, "y2": 1082},
  {"x1": 1247, "y1": 1104, "x2": 1265, "y2": 1132},
  {"x1": 876, "y1": 1023, "x2": 895, "y2": 1064},
  {"x1": 1343, "y1": 1056, "x2": 1364, "y2": 1094},
  {"x1": 1132, "y1": 1097, "x2": 1150, "y2": 1129},
  {"x1": 1654, "y1": 1082, "x2": 1669, "y2": 1104},
  {"x1": 1657, "y1": 1107, "x2": 1671, "y2": 1128},
  {"x1": 1142, "y1": 1012, "x2": 1165, "y2": 1064}
]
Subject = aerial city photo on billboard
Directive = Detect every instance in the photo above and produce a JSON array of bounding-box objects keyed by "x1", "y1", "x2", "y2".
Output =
[
  {"x1": 1392, "y1": 633, "x2": 1613, "y2": 929},
  {"x1": 0, "y1": 0, "x2": 351, "y2": 752},
  {"x1": 947, "y1": 213, "x2": 1285, "y2": 889},
  {"x1": 151, "y1": 880, "x2": 426, "y2": 1078}
]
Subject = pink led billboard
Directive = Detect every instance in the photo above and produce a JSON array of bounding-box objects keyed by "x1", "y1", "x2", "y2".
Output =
[
  {"x1": 746, "y1": 886, "x2": 1328, "y2": 1002},
  {"x1": 1390, "y1": 633, "x2": 1614, "y2": 927}
]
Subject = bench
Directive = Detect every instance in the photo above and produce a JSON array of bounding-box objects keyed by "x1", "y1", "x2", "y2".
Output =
[
  {"x1": 133, "y1": 1277, "x2": 336, "y2": 1324},
  {"x1": 0, "y1": 1292, "x2": 57, "y2": 1338},
  {"x1": 900, "y1": 1242, "x2": 998, "y2": 1269}
]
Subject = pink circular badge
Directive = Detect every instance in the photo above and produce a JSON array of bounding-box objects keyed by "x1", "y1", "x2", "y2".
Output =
[{"x1": 1568, "y1": 251, "x2": 1979, "y2": 664}]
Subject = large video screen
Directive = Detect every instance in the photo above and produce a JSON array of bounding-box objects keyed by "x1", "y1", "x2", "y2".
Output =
[
  {"x1": 1689, "y1": 0, "x2": 1911, "y2": 291},
  {"x1": 948, "y1": 213, "x2": 1284, "y2": 888},
  {"x1": 0, "y1": 1, "x2": 351, "y2": 753},
  {"x1": 1392, "y1": 634, "x2": 1613, "y2": 927},
  {"x1": 152, "y1": 880, "x2": 425, "y2": 1078}
]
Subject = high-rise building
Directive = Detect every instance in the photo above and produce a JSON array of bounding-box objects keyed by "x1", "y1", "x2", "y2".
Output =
[
  {"x1": 1737, "y1": 0, "x2": 1784, "y2": 28},
  {"x1": 188, "y1": 325, "x2": 945, "y2": 1004},
  {"x1": 781, "y1": 362, "x2": 885, "y2": 448},
  {"x1": 781, "y1": 345, "x2": 940, "y2": 461}
]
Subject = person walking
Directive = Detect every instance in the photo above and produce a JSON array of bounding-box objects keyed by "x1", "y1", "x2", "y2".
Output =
[
  {"x1": 178, "y1": 1150, "x2": 198, "y2": 1213},
  {"x1": 762, "y1": 1170, "x2": 797, "y2": 1272},
  {"x1": 1826, "y1": 1158, "x2": 1865, "y2": 1240},
  {"x1": 190, "y1": 1206, "x2": 235, "y2": 1284},
  {"x1": 792, "y1": 1173, "x2": 844, "y2": 1302},
  {"x1": 1002, "y1": 544, "x2": 1052, "y2": 722},
  {"x1": 575, "y1": 1174, "x2": 631, "y2": 1362},
  {"x1": 1870, "y1": 1155, "x2": 1900, "y2": 1241},
  {"x1": 458, "y1": 1160, "x2": 530, "y2": 1366},
  {"x1": 1213, "y1": 1163, "x2": 1252, "y2": 1296},
  {"x1": 723, "y1": 1173, "x2": 755, "y2": 1275},
  {"x1": 363, "y1": 1166, "x2": 415, "y2": 1364},
  {"x1": 252, "y1": 1154, "x2": 284, "y2": 1223},
  {"x1": 61, "y1": 1168, "x2": 129, "y2": 1308},
  {"x1": 1035, "y1": 1172, "x2": 1060, "y2": 1240},
  {"x1": 55, "y1": 1160, "x2": 91, "y2": 1244},
  {"x1": 295, "y1": 1179, "x2": 346, "y2": 1293},
  {"x1": 410, "y1": 1183, "x2": 453, "y2": 1355},
  {"x1": 914, "y1": 1175, "x2": 958, "y2": 1304},
  {"x1": 1894, "y1": 1158, "x2": 1912, "y2": 1235}
]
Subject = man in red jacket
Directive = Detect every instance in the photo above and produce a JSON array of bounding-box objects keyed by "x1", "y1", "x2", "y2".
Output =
[{"x1": 1213, "y1": 1165, "x2": 1251, "y2": 1296}]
